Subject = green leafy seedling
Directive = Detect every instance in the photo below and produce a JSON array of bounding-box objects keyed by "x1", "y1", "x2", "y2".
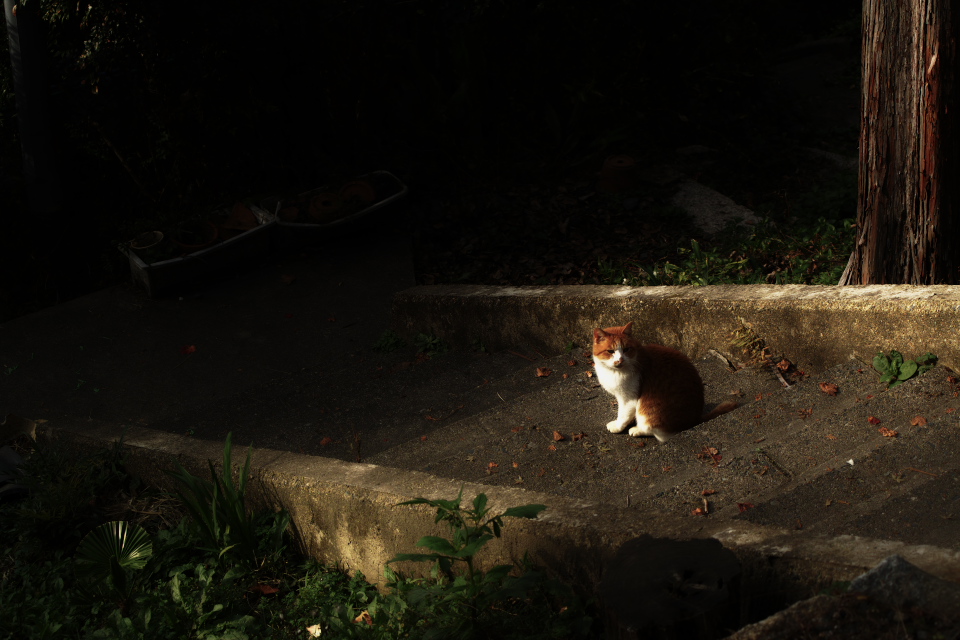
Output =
[
  {"x1": 374, "y1": 330, "x2": 406, "y2": 353},
  {"x1": 414, "y1": 333, "x2": 448, "y2": 357},
  {"x1": 387, "y1": 487, "x2": 549, "y2": 635},
  {"x1": 873, "y1": 350, "x2": 937, "y2": 387}
]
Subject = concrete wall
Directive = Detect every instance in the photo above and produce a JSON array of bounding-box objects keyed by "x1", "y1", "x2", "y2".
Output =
[
  {"x1": 42, "y1": 422, "x2": 960, "y2": 608},
  {"x1": 391, "y1": 285, "x2": 960, "y2": 374}
]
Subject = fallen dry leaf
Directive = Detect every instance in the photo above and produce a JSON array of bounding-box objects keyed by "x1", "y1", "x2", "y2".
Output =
[
  {"x1": 567, "y1": 359, "x2": 578, "y2": 366},
  {"x1": 511, "y1": 425, "x2": 524, "y2": 433},
  {"x1": 777, "y1": 359, "x2": 792, "y2": 371},
  {"x1": 662, "y1": 466, "x2": 673, "y2": 473},
  {"x1": 306, "y1": 624, "x2": 322, "y2": 637},
  {"x1": 354, "y1": 611, "x2": 373, "y2": 625},
  {"x1": 536, "y1": 367, "x2": 552, "y2": 377},
  {"x1": 250, "y1": 583, "x2": 280, "y2": 595},
  {"x1": 911, "y1": 416, "x2": 928, "y2": 426},
  {"x1": 947, "y1": 407, "x2": 957, "y2": 413},
  {"x1": 424, "y1": 415, "x2": 438, "y2": 421},
  {"x1": 280, "y1": 274, "x2": 296, "y2": 284},
  {"x1": 547, "y1": 444, "x2": 557, "y2": 451},
  {"x1": 562, "y1": 373, "x2": 569, "y2": 379},
  {"x1": 538, "y1": 467, "x2": 547, "y2": 477},
  {"x1": 512, "y1": 461, "x2": 519, "y2": 468},
  {"x1": 868, "y1": 416, "x2": 882, "y2": 425},
  {"x1": 319, "y1": 437, "x2": 333, "y2": 446},
  {"x1": 180, "y1": 345, "x2": 197, "y2": 355},
  {"x1": 691, "y1": 507, "x2": 707, "y2": 516},
  {"x1": 420, "y1": 435, "x2": 427, "y2": 442},
  {"x1": 553, "y1": 430, "x2": 565, "y2": 441},
  {"x1": 701, "y1": 489, "x2": 718, "y2": 496},
  {"x1": 878, "y1": 427, "x2": 898, "y2": 437},
  {"x1": 698, "y1": 447, "x2": 722, "y2": 464},
  {"x1": 737, "y1": 502, "x2": 755, "y2": 512},
  {"x1": 585, "y1": 371, "x2": 594, "y2": 378},
  {"x1": 572, "y1": 431, "x2": 586, "y2": 441},
  {"x1": 819, "y1": 382, "x2": 839, "y2": 396},
  {"x1": 488, "y1": 462, "x2": 499, "y2": 468},
  {"x1": 826, "y1": 434, "x2": 838, "y2": 440}
]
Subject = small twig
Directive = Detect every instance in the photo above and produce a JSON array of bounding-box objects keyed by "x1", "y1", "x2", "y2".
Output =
[
  {"x1": 702, "y1": 498, "x2": 709, "y2": 514},
  {"x1": 771, "y1": 363, "x2": 793, "y2": 388},
  {"x1": 507, "y1": 350, "x2": 536, "y2": 362},
  {"x1": 905, "y1": 467, "x2": 938, "y2": 477},
  {"x1": 757, "y1": 448, "x2": 791, "y2": 478},
  {"x1": 172, "y1": 356, "x2": 193, "y2": 370},
  {"x1": 708, "y1": 349, "x2": 737, "y2": 372}
]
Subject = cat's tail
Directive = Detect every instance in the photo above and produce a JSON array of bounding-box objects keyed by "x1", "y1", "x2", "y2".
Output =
[{"x1": 701, "y1": 400, "x2": 738, "y2": 423}]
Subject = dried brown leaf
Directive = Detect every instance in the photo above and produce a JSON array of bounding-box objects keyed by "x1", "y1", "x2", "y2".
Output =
[{"x1": 819, "y1": 382, "x2": 839, "y2": 396}]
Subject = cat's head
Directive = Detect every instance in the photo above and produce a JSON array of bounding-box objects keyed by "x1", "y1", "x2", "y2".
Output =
[{"x1": 593, "y1": 322, "x2": 636, "y2": 368}]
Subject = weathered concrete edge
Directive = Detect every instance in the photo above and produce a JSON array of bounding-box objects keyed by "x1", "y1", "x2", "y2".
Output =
[
  {"x1": 390, "y1": 284, "x2": 960, "y2": 373},
  {"x1": 44, "y1": 422, "x2": 960, "y2": 600}
]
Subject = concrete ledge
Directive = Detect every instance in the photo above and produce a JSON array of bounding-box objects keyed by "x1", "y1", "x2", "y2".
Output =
[
  {"x1": 391, "y1": 285, "x2": 960, "y2": 373},
  {"x1": 43, "y1": 422, "x2": 960, "y2": 606}
]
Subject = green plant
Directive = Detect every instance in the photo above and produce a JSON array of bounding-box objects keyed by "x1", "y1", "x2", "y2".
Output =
[
  {"x1": 873, "y1": 350, "x2": 938, "y2": 387},
  {"x1": 165, "y1": 432, "x2": 290, "y2": 572},
  {"x1": 628, "y1": 216, "x2": 855, "y2": 287},
  {"x1": 11, "y1": 434, "x2": 131, "y2": 553},
  {"x1": 373, "y1": 330, "x2": 406, "y2": 353},
  {"x1": 385, "y1": 488, "x2": 592, "y2": 639},
  {"x1": 415, "y1": 333, "x2": 448, "y2": 357},
  {"x1": 74, "y1": 521, "x2": 153, "y2": 614}
]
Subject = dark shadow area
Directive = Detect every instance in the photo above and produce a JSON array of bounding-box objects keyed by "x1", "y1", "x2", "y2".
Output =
[{"x1": 1, "y1": 0, "x2": 862, "y2": 321}]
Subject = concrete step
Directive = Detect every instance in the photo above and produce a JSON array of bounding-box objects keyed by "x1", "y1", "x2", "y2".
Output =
[
  {"x1": 366, "y1": 353, "x2": 785, "y2": 496},
  {"x1": 368, "y1": 355, "x2": 960, "y2": 549},
  {"x1": 163, "y1": 345, "x2": 574, "y2": 459}
]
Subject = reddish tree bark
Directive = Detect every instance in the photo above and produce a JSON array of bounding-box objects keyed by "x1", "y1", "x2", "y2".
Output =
[{"x1": 841, "y1": 0, "x2": 959, "y2": 284}]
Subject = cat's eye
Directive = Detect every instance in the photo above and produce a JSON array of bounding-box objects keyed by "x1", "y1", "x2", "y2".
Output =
[{"x1": 606, "y1": 349, "x2": 615, "y2": 354}]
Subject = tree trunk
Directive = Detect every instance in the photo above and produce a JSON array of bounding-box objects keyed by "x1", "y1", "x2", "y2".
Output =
[
  {"x1": 841, "y1": 0, "x2": 959, "y2": 284},
  {"x1": 3, "y1": 0, "x2": 61, "y2": 215}
]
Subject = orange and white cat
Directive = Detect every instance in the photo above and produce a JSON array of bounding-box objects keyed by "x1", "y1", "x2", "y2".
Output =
[{"x1": 593, "y1": 322, "x2": 736, "y2": 442}]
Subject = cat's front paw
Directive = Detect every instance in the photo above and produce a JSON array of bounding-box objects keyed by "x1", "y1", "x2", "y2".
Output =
[{"x1": 606, "y1": 420, "x2": 629, "y2": 433}]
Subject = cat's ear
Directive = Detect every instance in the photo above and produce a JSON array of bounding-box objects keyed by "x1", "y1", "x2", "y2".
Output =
[
  {"x1": 593, "y1": 328, "x2": 607, "y2": 343},
  {"x1": 623, "y1": 322, "x2": 634, "y2": 335}
]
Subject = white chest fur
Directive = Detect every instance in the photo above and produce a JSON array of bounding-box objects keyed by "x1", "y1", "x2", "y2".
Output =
[{"x1": 593, "y1": 355, "x2": 640, "y2": 398}]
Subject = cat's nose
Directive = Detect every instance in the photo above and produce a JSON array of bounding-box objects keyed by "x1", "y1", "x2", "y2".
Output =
[{"x1": 613, "y1": 359, "x2": 622, "y2": 367}]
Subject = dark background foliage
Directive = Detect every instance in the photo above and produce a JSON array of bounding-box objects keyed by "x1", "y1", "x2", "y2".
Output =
[{"x1": 0, "y1": 0, "x2": 861, "y2": 320}]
